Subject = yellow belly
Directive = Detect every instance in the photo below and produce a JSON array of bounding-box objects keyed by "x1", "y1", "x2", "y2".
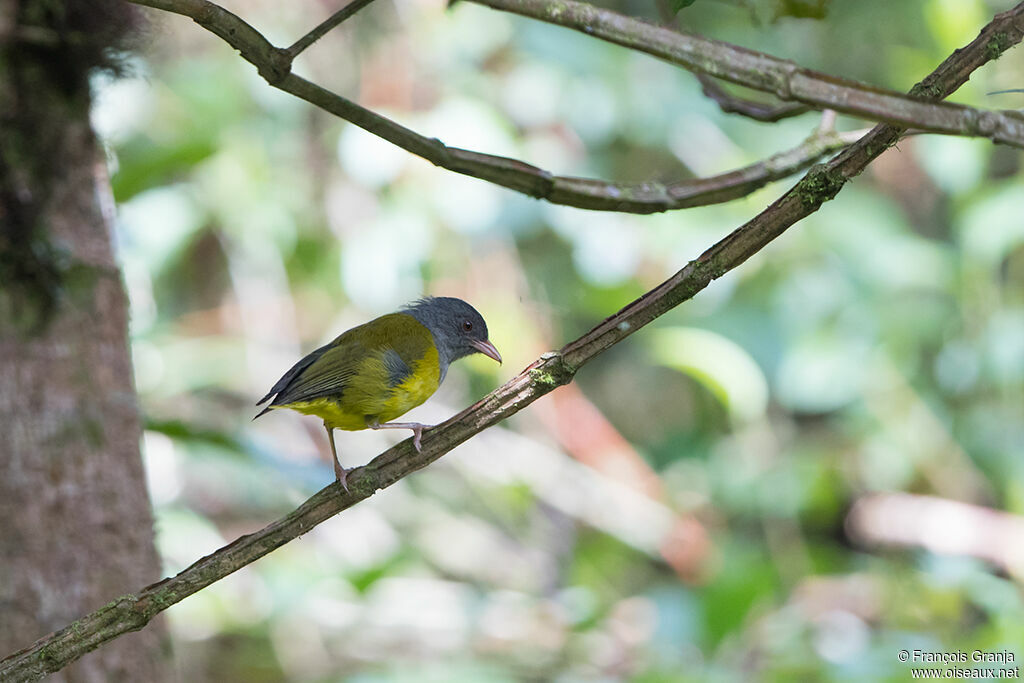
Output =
[{"x1": 277, "y1": 348, "x2": 440, "y2": 430}]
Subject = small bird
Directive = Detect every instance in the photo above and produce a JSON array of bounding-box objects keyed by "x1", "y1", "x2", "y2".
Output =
[{"x1": 256, "y1": 297, "x2": 501, "y2": 490}]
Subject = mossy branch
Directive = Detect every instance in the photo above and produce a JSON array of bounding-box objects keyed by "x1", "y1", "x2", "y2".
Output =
[{"x1": 2, "y1": 3, "x2": 1021, "y2": 678}]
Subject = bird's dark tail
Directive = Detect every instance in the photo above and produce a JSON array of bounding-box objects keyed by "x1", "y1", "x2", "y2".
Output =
[{"x1": 253, "y1": 342, "x2": 333, "y2": 419}]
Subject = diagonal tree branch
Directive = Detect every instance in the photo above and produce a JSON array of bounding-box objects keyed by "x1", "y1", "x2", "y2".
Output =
[
  {"x1": 2, "y1": 4, "x2": 1020, "y2": 679},
  {"x1": 285, "y1": 0, "x2": 380, "y2": 59},
  {"x1": 127, "y1": 0, "x2": 1024, "y2": 216},
  {"x1": 467, "y1": 0, "x2": 1024, "y2": 147}
]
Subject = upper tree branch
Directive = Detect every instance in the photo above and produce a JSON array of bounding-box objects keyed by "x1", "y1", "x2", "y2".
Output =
[
  {"x1": 127, "y1": 0, "x2": 1022, "y2": 217},
  {"x1": 121, "y1": 0, "x2": 848, "y2": 214},
  {"x1": 3, "y1": 3, "x2": 1021, "y2": 679},
  {"x1": 467, "y1": 0, "x2": 1024, "y2": 147}
]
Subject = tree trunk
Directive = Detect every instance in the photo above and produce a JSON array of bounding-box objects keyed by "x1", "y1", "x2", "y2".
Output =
[{"x1": 0, "y1": 3, "x2": 170, "y2": 680}]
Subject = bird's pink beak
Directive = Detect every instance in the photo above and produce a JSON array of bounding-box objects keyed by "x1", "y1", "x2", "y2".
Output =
[{"x1": 471, "y1": 339, "x2": 502, "y2": 364}]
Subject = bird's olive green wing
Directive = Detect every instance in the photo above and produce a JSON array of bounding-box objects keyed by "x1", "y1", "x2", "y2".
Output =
[
  {"x1": 261, "y1": 313, "x2": 434, "y2": 408},
  {"x1": 256, "y1": 342, "x2": 333, "y2": 406}
]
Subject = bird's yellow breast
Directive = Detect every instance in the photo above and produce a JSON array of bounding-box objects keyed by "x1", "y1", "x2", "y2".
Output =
[{"x1": 281, "y1": 344, "x2": 440, "y2": 431}]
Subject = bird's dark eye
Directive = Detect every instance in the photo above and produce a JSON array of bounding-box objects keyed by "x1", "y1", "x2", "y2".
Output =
[{"x1": 462, "y1": 320, "x2": 473, "y2": 332}]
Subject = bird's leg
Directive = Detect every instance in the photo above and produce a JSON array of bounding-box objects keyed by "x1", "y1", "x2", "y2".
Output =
[
  {"x1": 367, "y1": 420, "x2": 431, "y2": 452},
  {"x1": 325, "y1": 423, "x2": 350, "y2": 492}
]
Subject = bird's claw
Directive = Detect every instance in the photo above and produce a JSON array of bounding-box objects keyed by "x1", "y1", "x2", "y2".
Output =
[{"x1": 334, "y1": 462, "x2": 351, "y2": 493}]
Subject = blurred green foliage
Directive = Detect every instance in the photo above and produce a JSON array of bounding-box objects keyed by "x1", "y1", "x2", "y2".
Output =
[{"x1": 92, "y1": 0, "x2": 1024, "y2": 679}]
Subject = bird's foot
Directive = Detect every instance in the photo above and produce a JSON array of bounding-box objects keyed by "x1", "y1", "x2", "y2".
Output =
[
  {"x1": 334, "y1": 460, "x2": 351, "y2": 493},
  {"x1": 368, "y1": 420, "x2": 431, "y2": 452}
]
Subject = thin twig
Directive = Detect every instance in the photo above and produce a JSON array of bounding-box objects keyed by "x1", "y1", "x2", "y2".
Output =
[
  {"x1": 652, "y1": 0, "x2": 808, "y2": 124},
  {"x1": 285, "y1": 0, "x2": 379, "y2": 59},
  {"x1": 3, "y1": 3, "x2": 1022, "y2": 679},
  {"x1": 655, "y1": 0, "x2": 807, "y2": 123},
  {"x1": 697, "y1": 73, "x2": 812, "y2": 122},
  {"x1": 467, "y1": 0, "x2": 1024, "y2": 148}
]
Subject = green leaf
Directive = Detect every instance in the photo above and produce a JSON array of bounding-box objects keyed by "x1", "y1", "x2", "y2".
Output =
[
  {"x1": 649, "y1": 327, "x2": 769, "y2": 424},
  {"x1": 112, "y1": 136, "x2": 217, "y2": 201},
  {"x1": 670, "y1": 0, "x2": 698, "y2": 13}
]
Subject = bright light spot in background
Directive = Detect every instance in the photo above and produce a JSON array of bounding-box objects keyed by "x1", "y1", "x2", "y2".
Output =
[
  {"x1": 563, "y1": 78, "x2": 618, "y2": 144},
  {"x1": 776, "y1": 334, "x2": 870, "y2": 414},
  {"x1": 270, "y1": 597, "x2": 353, "y2": 680},
  {"x1": 122, "y1": 257, "x2": 158, "y2": 333},
  {"x1": 813, "y1": 610, "x2": 870, "y2": 664},
  {"x1": 523, "y1": 128, "x2": 582, "y2": 177},
  {"x1": 546, "y1": 206, "x2": 640, "y2": 286},
  {"x1": 777, "y1": 260, "x2": 854, "y2": 317},
  {"x1": 572, "y1": 222, "x2": 641, "y2": 286},
  {"x1": 859, "y1": 434, "x2": 916, "y2": 491},
  {"x1": 338, "y1": 122, "x2": 409, "y2": 188},
  {"x1": 157, "y1": 508, "x2": 228, "y2": 577},
  {"x1": 196, "y1": 140, "x2": 300, "y2": 254},
  {"x1": 326, "y1": 182, "x2": 380, "y2": 238},
  {"x1": 310, "y1": 505, "x2": 400, "y2": 568},
  {"x1": 985, "y1": 312, "x2": 1024, "y2": 386},
  {"x1": 501, "y1": 63, "x2": 563, "y2": 128},
  {"x1": 143, "y1": 430, "x2": 182, "y2": 505},
  {"x1": 433, "y1": 173, "x2": 502, "y2": 234},
  {"x1": 959, "y1": 184, "x2": 1024, "y2": 267},
  {"x1": 299, "y1": 578, "x2": 360, "y2": 630},
  {"x1": 133, "y1": 340, "x2": 166, "y2": 394},
  {"x1": 924, "y1": 0, "x2": 985, "y2": 53},
  {"x1": 117, "y1": 186, "x2": 204, "y2": 271},
  {"x1": 427, "y1": 4, "x2": 513, "y2": 65},
  {"x1": 478, "y1": 590, "x2": 546, "y2": 644},
  {"x1": 361, "y1": 578, "x2": 472, "y2": 651},
  {"x1": 416, "y1": 510, "x2": 544, "y2": 591},
  {"x1": 934, "y1": 341, "x2": 980, "y2": 395},
  {"x1": 818, "y1": 189, "x2": 952, "y2": 290},
  {"x1": 915, "y1": 137, "x2": 985, "y2": 193},
  {"x1": 669, "y1": 113, "x2": 744, "y2": 177},
  {"x1": 859, "y1": 234, "x2": 952, "y2": 291},
  {"x1": 342, "y1": 210, "x2": 431, "y2": 311},
  {"x1": 419, "y1": 98, "x2": 518, "y2": 159},
  {"x1": 90, "y1": 63, "x2": 153, "y2": 145}
]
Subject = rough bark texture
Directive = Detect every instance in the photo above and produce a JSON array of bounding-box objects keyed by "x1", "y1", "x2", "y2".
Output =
[{"x1": 0, "y1": 2, "x2": 170, "y2": 680}]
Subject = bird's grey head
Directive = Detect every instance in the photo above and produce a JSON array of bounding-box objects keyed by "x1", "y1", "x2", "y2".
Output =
[{"x1": 402, "y1": 297, "x2": 501, "y2": 370}]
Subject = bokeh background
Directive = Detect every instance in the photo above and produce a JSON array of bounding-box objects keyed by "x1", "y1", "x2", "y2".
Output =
[{"x1": 93, "y1": 0, "x2": 1023, "y2": 679}]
